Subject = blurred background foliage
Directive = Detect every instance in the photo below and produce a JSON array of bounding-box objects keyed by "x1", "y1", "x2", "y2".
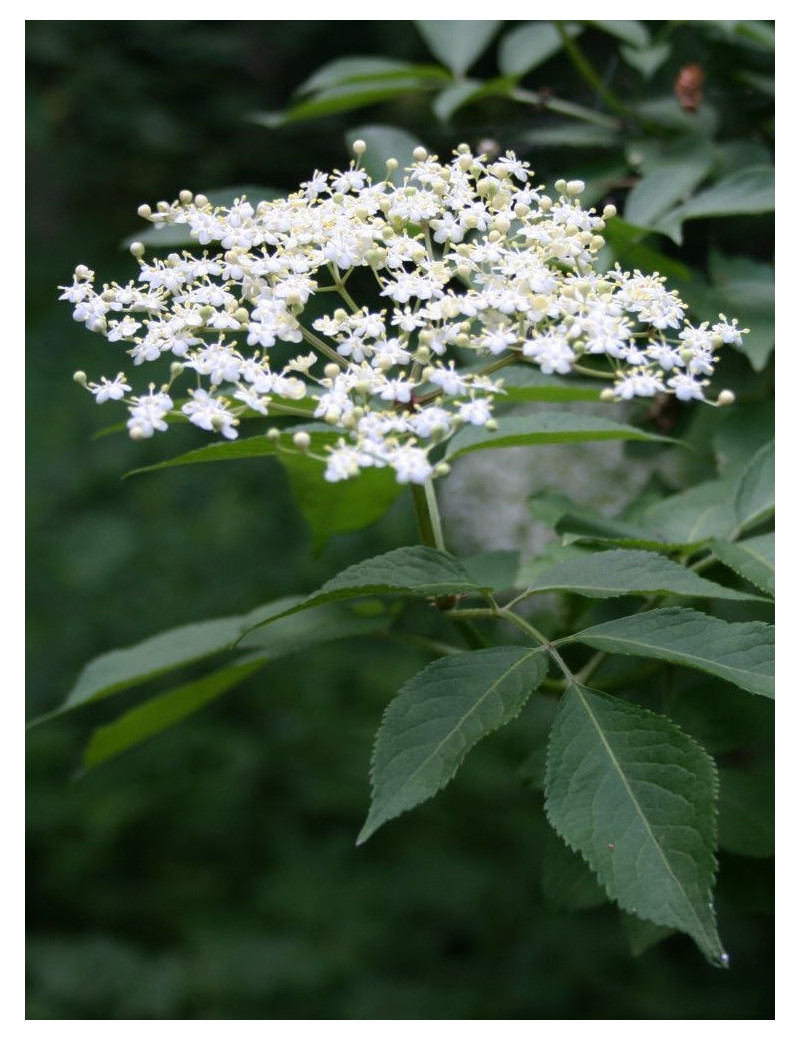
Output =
[{"x1": 27, "y1": 20, "x2": 773, "y2": 1019}]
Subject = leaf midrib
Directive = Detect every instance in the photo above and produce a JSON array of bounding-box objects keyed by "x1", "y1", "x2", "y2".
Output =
[{"x1": 572, "y1": 684, "x2": 720, "y2": 956}]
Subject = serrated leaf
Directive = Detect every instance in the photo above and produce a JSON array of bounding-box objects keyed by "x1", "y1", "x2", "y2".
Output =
[
  {"x1": 541, "y1": 828, "x2": 608, "y2": 910},
  {"x1": 243, "y1": 546, "x2": 489, "y2": 636},
  {"x1": 565, "y1": 607, "x2": 774, "y2": 698},
  {"x1": 498, "y1": 21, "x2": 583, "y2": 77},
  {"x1": 520, "y1": 549, "x2": 765, "y2": 602},
  {"x1": 639, "y1": 477, "x2": 738, "y2": 545},
  {"x1": 621, "y1": 914, "x2": 676, "y2": 956},
  {"x1": 734, "y1": 440, "x2": 774, "y2": 533},
  {"x1": 717, "y1": 770, "x2": 774, "y2": 858},
  {"x1": 358, "y1": 646, "x2": 547, "y2": 843},
  {"x1": 545, "y1": 682, "x2": 726, "y2": 965},
  {"x1": 81, "y1": 658, "x2": 266, "y2": 771},
  {"x1": 445, "y1": 412, "x2": 672, "y2": 460},
  {"x1": 344, "y1": 125, "x2": 427, "y2": 184},
  {"x1": 709, "y1": 534, "x2": 775, "y2": 597},
  {"x1": 415, "y1": 20, "x2": 501, "y2": 77}
]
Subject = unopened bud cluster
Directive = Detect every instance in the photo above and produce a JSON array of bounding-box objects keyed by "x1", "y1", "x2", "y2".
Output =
[{"x1": 60, "y1": 144, "x2": 744, "y2": 485}]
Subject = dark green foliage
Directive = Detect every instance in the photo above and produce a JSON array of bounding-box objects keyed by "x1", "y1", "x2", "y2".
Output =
[{"x1": 27, "y1": 19, "x2": 773, "y2": 1019}]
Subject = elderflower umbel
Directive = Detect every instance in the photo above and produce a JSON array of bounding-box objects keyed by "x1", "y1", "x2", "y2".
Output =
[{"x1": 60, "y1": 143, "x2": 743, "y2": 485}]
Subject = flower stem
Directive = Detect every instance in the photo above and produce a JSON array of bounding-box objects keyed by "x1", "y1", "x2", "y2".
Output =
[{"x1": 411, "y1": 478, "x2": 446, "y2": 552}]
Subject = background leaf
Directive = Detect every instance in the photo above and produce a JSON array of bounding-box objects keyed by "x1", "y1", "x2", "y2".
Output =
[
  {"x1": 446, "y1": 412, "x2": 672, "y2": 460},
  {"x1": 415, "y1": 20, "x2": 501, "y2": 78},
  {"x1": 734, "y1": 440, "x2": 775, "y2": 534},
  {"x1": 344, "y1": 125, "x2": 427, "y2": 184},
  {"x1": 358, "y1": 647, "x2": 547, "y2": 843},
  {"x1": 497, "y1": 22, "x2": 583, "y2": 77},
  {"x1": 545, "y1": 683, "x2": 726, "y2": 965}
]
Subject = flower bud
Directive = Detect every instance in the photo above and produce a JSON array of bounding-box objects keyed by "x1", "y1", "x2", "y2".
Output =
[
  {"x1": 267, "y1": 428, "x2": 281, "y2": 442},
  {"x1": 600, "y1": 389, "x2": 616, "y2": 402},
  {"x1": 412, "y1": 146, "x2": 428, "y2": 162},
  {"x1": 716, "y1": 390, "x2": 736, "y2": 407},
  {"x1": 170, "y1": 362, "x2": 185, "y2": 377},
  {"x1": 352, "y1": 139, "x2": 367, "y2": 156},
  {"x1": 566, "y1": 180, "x2": 585, "y2": 196},
  {"x1": 324, "y1": 363, "x2": 341, "y2": 380},
  {"x1": 433, "y1": 462, "x2": 451, "y2": 479},
  {"x1": 194, "y1": 194, "x2": 209, "y2": 208},
  {"x1": 178, "y1": 190, "x2": 193, "y2": 205},
  {"x1": 73, "y1": 370, "x2": 88, "y2": 387},
  {"x1": 129, "y1": 241, "x2": 145, "y2": 259},
  {"x1": 137, "y1": 204, "x2": 152, "y2": 220},
  {"x1": 292, "y1": 431, "x2": 311, "y2": 450}
]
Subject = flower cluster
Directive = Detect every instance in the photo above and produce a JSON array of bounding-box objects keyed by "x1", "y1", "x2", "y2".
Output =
[{"x1": 61, "y1": 143, "x2": 743, "y2": 485}]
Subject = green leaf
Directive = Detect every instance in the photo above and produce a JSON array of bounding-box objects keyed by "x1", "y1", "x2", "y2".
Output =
[
  {"x1": 519, "y1": 549, "x2": 765, "y2": 602},
  {"x1": 78, "y1": 601, "x2": 392, "y2": 770},
  {"x1": 344, "y1": 125, "x2": 427, "y2": 184},
  {"x1": 56, "y1": 615, "x2": 251, "y2": 716},
  {"x1": 655, "y1": 167, "x2": 775, "y2": 245},
  {"x1": 734, "y1": 440, "x2": 774, "y2": 534},
  {"x1": 621, "y1": 914, "x2": 676, "y2": 956},
  {"x1": 432, "y1": 81, "x2": 483, "y2": 123},
  {"x1": 590, "y1": 20, "x2": 650, "y2": 47},
  {"x1": 261, "y1": 79, "x2": 439, "y2": 125},
  {"x1": 717, "y1": 770, "x2": 774, "y2": 858},
  {"x1": 81, "y1": 658, "x2": 265, "y2": 771},
  {"x1": 545, "y1": 682, "x2": 726, "y2": 965},
  {"x1": 639, "y1": 477, "x2": 738, "y2": 545},
  {"x1": 541, "y1": 828, "x2": 608, "y2": 910},
  {"x1": 496, "y1": 366, "x2": 601, "y2": 403},
  {"x1": 462, "y1": 550, "x2": 519, "y2": 594},
  {"x1": 415, "y1": 20, "x2": 502, "y2": 78},
  {"x1": 705, "y1": 251, "x2": 775, "y2": 371},
  {"x1": 624, "y1": 140, "x2": 715, "y2": 229},
  {"x1": 498, "y1": 22, "x2": 583, "y2": 77},
  {"x1": 620, "y1": 42, "x2": 671, "y2": 80},
  {"x1": 445, "y1": 412, "x2": 673, "y2": 460},
  {"x1": 296, "y1": 56, "x2": 425, "y2": 95},
  {"x1": 565, "y1": 607, "x2": 774, "y2": 698},
  {"x1": 279, "y1": 443, "x2": 405, "y2": 554},
  {"x1": 127, "y1": 430, "x2": 405, "y2": 553},
  {"x1": 519, "y1": 123, "x2": 621, "y2": 150},
  {"x1": 244, "y1": 546, "x2": 489, "y2": 634},
  {"x1": 709, "y1": 534, "x2": 775, "y2": 597},
  {"x1": 358, "y1": 647, "x2": 548, "y2": 843}
]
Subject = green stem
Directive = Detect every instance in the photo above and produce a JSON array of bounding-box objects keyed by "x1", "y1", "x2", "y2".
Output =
[
  {"x1": 299, "y1": 326, "x2": 346, "y2": 368},
  {"x1": 509, "y1": 88, "x2": 618, "y2": 130},
  {"x1": 411, "y1": 479, "x2": 446, "y2": 552},
  {"x1": 554, "y1": 22, "x2": 630, "y2": 120}
]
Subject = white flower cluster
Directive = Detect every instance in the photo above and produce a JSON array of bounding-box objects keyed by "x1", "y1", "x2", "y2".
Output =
[{"x1": 61, "y1": 143, "x2": 743, "y2": 485}]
